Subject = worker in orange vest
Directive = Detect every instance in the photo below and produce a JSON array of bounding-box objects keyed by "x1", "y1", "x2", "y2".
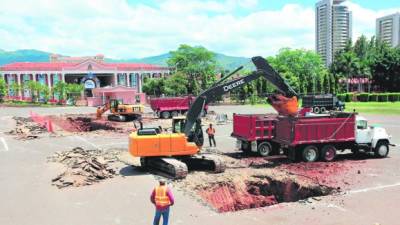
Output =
[
  {"x1": 206, "y1": 123, "x2": 216, "y2": 147},
  {"x1": 150, "y1": 180, "x2": 174, "y2": 225}
]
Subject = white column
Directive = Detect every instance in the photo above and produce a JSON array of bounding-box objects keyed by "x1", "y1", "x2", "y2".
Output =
[
  {"x1": 127, "y1": 73, "x2": 131, "y2": 87},
  {"x1": 62, "y1": 73, "x2": 65, "y2": 82},
  {"x1": 114, "y1": 73, "x2": 118, "y2": 86},
  {"x1": 139, "y1": 73, "x2": 143, "y2": 93},
  {"x1": 16, "y1": 73, "x2": 22, "y2": 99}
]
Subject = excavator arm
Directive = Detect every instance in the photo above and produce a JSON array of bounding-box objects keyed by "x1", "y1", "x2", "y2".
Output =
[{"x1": 184, "y1": 56, "x2": 299, "y2": 145}]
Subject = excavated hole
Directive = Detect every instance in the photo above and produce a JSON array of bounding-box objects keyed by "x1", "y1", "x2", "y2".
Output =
[
  {"x1": 66, "y1": 117, "x2": 116, "y2": 132},
  {"x1": 198, "y1": 176, "x2": 334, "y2": 213}
]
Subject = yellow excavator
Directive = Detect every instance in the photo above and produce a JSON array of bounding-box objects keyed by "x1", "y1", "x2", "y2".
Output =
[
  {"x1": 96, "y1": 99, "x2": 144, "y2": 122},
  {"x1": 129, "y1": 56, "x2": 299, "y2": 178}
]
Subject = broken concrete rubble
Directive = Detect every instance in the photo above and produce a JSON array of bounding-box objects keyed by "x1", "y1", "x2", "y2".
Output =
[
  {"x1": 48, "y1": 147, "x2": 122, "y2": 188},
  {"x1": 6, "y1": 116, "x2": 47, "y2": 140}
]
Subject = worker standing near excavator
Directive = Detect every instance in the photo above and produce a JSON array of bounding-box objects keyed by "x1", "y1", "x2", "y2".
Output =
[
  {"x1": 206, "y1": 123, "x2": 216, "y2": 147},
  {"x1": 150, "y1": 180, "x2": 174, "y2": 225}
]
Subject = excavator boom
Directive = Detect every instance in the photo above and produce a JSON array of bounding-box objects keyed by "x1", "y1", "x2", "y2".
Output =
[{"x1": 184, "y1": 56, "x2": 299, "y2": 138}]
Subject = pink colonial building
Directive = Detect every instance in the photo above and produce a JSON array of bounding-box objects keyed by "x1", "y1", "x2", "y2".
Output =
[{"x1": 0, "y1": 54, "x2": 170, "y2": 105}]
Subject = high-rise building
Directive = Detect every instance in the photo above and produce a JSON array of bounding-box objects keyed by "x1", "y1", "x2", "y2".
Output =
[
  {"x1": 316, "y1": 0, "x2": 352, "y2": 66},
  {"x1": 376, "y1": 12, "x2": 400, "y2": 47}
]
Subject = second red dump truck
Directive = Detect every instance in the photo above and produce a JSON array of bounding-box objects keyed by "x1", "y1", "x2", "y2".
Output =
[
  {"x1": 232, "y1": 112, "x2": 393, "y2": 162},
  {"x1": 150, "y1": 96, "x2": 208, "y2": 119}
]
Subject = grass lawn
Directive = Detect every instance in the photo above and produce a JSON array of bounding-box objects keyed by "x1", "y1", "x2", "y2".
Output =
[
  {"x1": 345, "y1": 102, "x2": 400, "y2": 115},
  {"x1": 252, "y1": 102, "x2": 400, "y2": 115}
]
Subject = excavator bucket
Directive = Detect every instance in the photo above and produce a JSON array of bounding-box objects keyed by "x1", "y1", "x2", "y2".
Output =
[{"x1": 268, "y1": 95, "x2": 299, "y2": 116}]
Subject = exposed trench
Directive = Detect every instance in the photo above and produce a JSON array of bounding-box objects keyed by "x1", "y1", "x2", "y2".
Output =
[{"x1": 198, "y1": 175, "x2": 334, "y2": 213}]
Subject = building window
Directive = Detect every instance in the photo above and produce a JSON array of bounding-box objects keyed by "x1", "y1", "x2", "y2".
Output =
[
  {"x1": 117, "y1": 73, "x2": 126, "y2": 86},
  {"x1": 37, "y1": 74, "x2": 47, "y2": 85},
  {"x1": 22, "y1": 74, "x2": 31, "y2": 97},
  {"x1": 130, "y1": 73, "x2": 137, "y2": 87}
]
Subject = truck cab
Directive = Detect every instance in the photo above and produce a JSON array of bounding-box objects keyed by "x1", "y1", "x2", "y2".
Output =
[{"x1": 355, "y1": 116, "x2": 392, "y2": 157}]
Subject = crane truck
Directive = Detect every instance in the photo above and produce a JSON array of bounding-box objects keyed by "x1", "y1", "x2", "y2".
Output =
[{"x1": 128, "y1": 56, "x2": 300, "y2": 179}]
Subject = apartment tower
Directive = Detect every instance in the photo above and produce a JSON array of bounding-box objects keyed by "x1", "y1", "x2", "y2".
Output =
[
  {"x1": 376, "y1": 12, "x2": 400, "y2": 47},
  {"x1": 316, "y1": 0, "x2": 352, "y2": 66}
]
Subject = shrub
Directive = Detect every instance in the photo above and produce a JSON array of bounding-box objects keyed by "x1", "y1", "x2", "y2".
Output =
[
  {"x1": 369, "y1": 93, "x2": 378, "y2": 102},
  {"x1": 344, "y1": 93, "x2": 352, "y2": 102},
  {"x1": 357, "y1": 93, "x2": 369, "y2": 102},
  {"x1": 388, "y1": 93, "x2": 399, "y2": 102},
  {"x1": 337, "y1": 94, "x2": 346, "y2": 102},
  {"x1": 378, "y1": 93, "x2": 389, "y2": 102}
]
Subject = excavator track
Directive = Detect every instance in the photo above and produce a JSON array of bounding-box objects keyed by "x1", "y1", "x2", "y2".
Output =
[
  {"x1": 142, "y1": 157, "x2": 188, "y2": 179},
  {"x1": 180, "y1": 154, "x2": 226, "y2": 173}
]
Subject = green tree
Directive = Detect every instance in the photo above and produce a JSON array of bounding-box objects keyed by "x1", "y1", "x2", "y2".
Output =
[
  {"x1": 267, "y1": 48, "x2": 329, "y2": 94},
  {"x1": 167, "y1": 44, "x2": 217, "y2": 94},
  {"x1": 24, "y1": 80, "x2": 42, "y2": 102},
  {"x1": 369, "y1": 39, "x2": 400, "y2": 92},
  {"x1": 142, "y1": 78, "x2": 165, "y2": 96},
  {"x1": 53, "y1": 81, "x2": 68, "y2": 103},
  {"x1": 39, "y1": 84, "x2": 51, "y2": 103},
  {"x1": 163, "y1": 72, "x2": 188, "y2": 96},
  {"x1": 66, "y1": 83, "x2": 84, "y2": 105},
  {"x1": 0, "y1": 78, "x2": 7, "y2": 102},
  {"x1": 11, "y1": 82, "x2": 22, "y2": 98}
]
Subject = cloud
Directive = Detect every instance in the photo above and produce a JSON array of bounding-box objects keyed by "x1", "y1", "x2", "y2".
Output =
[
  {"x1": 344, "y1": 1, "x2": 400, "y2": 39},
  {"x1": 0, "y1": 0, "x2": 398, "y2": 59}
]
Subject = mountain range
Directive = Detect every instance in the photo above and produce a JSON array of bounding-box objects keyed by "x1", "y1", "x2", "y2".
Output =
[{"x1": 0, "y1": 49, "x2": 252, "y2": 71}]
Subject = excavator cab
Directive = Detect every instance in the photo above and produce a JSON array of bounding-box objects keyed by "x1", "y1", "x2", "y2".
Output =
[{"x1": 172, "y1": 116, "x2": 186, "y2": 133}]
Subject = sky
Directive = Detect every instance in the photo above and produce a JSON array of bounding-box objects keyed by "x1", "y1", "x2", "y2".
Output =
[{"x1": 0, "y1": 0, "x2": 399, "y2": 59}]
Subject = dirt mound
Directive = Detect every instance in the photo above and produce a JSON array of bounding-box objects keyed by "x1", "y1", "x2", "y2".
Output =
[
  {"x1": 7, "y1": 116, "x2": 47, "y2": 140},
  {"x1": 48, "y1": 147, "x2": 121, "y2": 188}
]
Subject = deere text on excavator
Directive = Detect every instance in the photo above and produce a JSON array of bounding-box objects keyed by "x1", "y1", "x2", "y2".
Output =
[
  {"x1": 96, "y1": 99, "x2": 144, "y2": 122},
  {"x1": 128, "y1": 56, "x2": 299, "y2": 179}
]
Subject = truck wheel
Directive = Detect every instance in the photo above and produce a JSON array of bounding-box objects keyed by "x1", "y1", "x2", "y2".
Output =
[
  {"x1": 313, "y1": 107, "x2": 320, "y2": 114},
  {"x1": 241, "y1": 141, "x2": 251, "y2": 155},
  {"x1": 374, "y1": 141, "x2": 389, "y2": 158},
  {"x1": 258, "y1": 142, "x2": 272, "y2": 157},
  {"x1": 320, "y1": 107, "x2": 326, "y2": 114},
  {"x1": 171, "y1": 111, "x2": 179, "y2": 117},
  {"x1": 161, "y1": 111, "x2": 171, "y2": 119},
  {"x1": 321, "y1": 145, "x2": 336, "y2": 162},
  {"x1": 302, "y1": 145, "x2": 319, "y2": 162}
]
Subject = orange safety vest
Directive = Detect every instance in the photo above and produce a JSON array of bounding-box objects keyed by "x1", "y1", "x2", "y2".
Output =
[
  {"x1": 206, "y1": 128, "x2": 215, "y2": 135},
  {"x1": 154, "y1": 186, "x2": 171, "y2": 207}
]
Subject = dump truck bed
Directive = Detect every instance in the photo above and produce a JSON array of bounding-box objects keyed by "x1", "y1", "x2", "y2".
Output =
[
  {"x1": 274, "y1": 113, "x2": 356, "y2": 147},
  {"x1": 231, "y1": 114, "x2": 277, "y2": 142}
]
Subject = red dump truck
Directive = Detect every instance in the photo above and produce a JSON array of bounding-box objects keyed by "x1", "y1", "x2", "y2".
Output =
[
  {"x1": 150, "y1": 96, "x2": 208, "y2": 119},
  {"x1": 232, "y1": 112, "x2": 392, "y2": 162}
]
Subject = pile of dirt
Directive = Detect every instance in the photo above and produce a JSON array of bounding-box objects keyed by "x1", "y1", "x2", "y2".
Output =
[
  {"x1": 48, "y1": 147, "x2": 121, "y2": 188},
  {"x1": 7, "y1": 116, "x2": 47, "y2": 140}
]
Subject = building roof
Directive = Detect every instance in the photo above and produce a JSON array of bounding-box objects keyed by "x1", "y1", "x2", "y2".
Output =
[{"x1": 0, "y1": 59, "x2": 170, "y2": 72}]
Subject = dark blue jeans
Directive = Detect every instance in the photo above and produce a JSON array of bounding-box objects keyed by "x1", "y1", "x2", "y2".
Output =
[{"x1": 153, "y1": 207, "x2": 170, "y2": 225}]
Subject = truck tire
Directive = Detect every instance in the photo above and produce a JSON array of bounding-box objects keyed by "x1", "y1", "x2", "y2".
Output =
[
  {"x1": 321, "y1": 145, "x2": 336, "y2": 162},
  {"x1": 258, "y1": 142, "x2": 272, "y2": 157},
  {"x1": 313, "y1": 107, "x2": 320, "y2": 114},
  {"x1": 320, "y1": 107, "x2": 326, "y2": 114},
  {"x1": 161, "y1": 111, "x2": 171, "y2": 119},
  {"x1": 241, "y1": 141, "x2": 251, "y2": 155},
  {"x1": 171, "y1": 111, "x2": 179, "y2": 117},
  {"x1": 374, "y1": 141, "x2": 389, "y2": 158},
  {"x1": 302, "y1": 145, "x2": 319, "y2": 162}
]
